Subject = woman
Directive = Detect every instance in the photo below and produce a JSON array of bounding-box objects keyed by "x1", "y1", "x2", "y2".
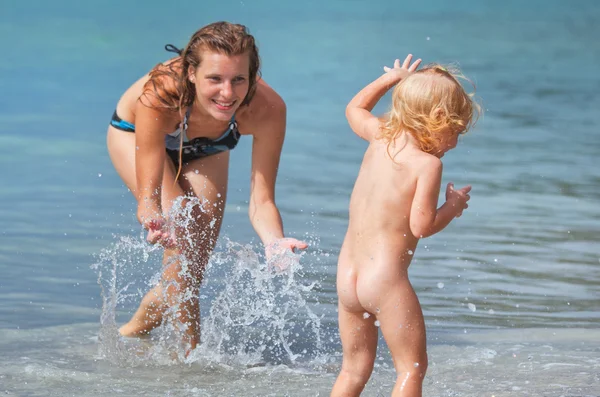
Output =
[{"x1": 106, "y1": 21, "x2": 307, "y2": 350}]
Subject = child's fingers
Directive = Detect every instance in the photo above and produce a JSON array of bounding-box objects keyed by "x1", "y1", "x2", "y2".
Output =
[
  {"x1": 460, "y1": 185, "x2": 472, "y2": 193},
  {"x1": 383, "y1": 66, "x2": 391, "y2": 72},
  {"x1": 401, "y1": 55, "x2": 411, "y2": 69},
  {"x1": 408, "y1": 58, "x2": 422, "y2": 72}
]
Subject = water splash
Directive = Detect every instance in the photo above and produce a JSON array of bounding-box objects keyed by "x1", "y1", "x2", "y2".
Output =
[{"x1": 91, "y1": 198, "x2": 324, "y2": 368}]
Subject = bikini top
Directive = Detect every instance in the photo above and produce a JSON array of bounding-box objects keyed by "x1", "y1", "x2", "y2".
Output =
[{"x1": 164, "y1": 107, "x2": 242, "y2": 158}]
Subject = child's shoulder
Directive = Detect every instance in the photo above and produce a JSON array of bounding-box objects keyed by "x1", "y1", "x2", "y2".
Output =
[
  {"x1": 405, "y1": 150, "x2": 443, "y2": 174},
  {"x1": 416, "y1": 153, "x2": 443, "y2": 178}
]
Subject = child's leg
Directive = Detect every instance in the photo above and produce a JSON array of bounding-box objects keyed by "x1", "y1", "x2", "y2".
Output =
[
  {"x1": 331, "y1": 303, "x2": 378, "y2": 397},
  {"x1": 376, "y1": 276, "x2": 428, "y2": 397}
]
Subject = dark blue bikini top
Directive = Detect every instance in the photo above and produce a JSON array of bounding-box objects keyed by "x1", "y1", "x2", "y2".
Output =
[{"x1": 164, "y1": 107, "x2": 241, "y2": 159}]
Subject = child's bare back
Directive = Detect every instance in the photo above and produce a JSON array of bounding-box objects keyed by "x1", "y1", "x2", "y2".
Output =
[
  {"x1": 332, "y1": 55, "x2": 480, "y2": 397},
  {"x1": 337, "y1": 137, "x2": 439, "y2": 313}
]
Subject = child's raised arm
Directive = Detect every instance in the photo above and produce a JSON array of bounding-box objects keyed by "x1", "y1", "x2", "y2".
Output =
[
  {"x1": 346, "y1": 55, "x2": 421, "y2": 141},
  {"x1": 410, "y1": 158, "x2": 471, "y2": 238}
]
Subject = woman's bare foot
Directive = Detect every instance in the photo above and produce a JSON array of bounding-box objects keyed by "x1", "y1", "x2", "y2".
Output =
[{"x1": 119, "y1": 285, "x2": 166, "y2": 337}]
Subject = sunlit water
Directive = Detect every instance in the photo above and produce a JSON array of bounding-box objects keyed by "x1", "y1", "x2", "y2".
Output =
[{"x1": 1, "y1": 0, "x2": 599, "y2": 395}]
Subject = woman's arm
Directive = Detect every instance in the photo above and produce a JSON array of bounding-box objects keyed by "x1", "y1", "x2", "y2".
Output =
[
  {"x1": 244, "y1": 82, "x2": 307, "y2": 259},
  {"x1": 247, "y1": 89, "x2": 286, "y2": 245},
  {"x1": 133, "y1": 96, "x2": 179, "y2": 247}
]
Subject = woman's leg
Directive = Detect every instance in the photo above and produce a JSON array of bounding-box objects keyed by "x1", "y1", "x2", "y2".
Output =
[
  {"x1": 107, "y1": 127, "x2": 229, "y2": 349},
  {"x1": 156, "y1": 151, "x2": 229, "y2": 349},
  {"x1": 107, "y1": 127, "x2": 184, "y2": 336}
]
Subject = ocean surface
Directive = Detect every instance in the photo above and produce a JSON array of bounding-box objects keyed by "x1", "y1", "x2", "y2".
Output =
[{"x1": 1, "y1": 0, "x2": 599, "y2": 396}]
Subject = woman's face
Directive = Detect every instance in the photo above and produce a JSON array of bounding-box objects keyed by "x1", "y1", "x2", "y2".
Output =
[{"x1": 190, "y1": 50, "x2": 250, "y2": 121}]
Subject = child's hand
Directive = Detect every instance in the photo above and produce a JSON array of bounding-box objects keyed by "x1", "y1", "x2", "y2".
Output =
[
  {"x1": 265, "y1": 238, "x2": 308, "y2": 271},
  {"x1": 383, "y1": 54, "x2": 422, "y2": 81},
  {"x1": 445, "y1": 183, "x2": 471, "y2": 218}
]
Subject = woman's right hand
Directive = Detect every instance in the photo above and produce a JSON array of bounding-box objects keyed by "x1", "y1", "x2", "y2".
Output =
[{"x1": 137, "y1": 206, "x2": 177, "y2": 248}]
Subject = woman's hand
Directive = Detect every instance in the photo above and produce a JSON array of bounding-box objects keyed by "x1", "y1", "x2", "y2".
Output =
[
  {"x1": 265, "y1": 237, "x2": 308, "y2": 271},
  {"x1": 138, "y1": 205, "x2": 177, "y2": 249},
  {"x1": 383, "y1": 54, "x2": 422, "y2": 82}
]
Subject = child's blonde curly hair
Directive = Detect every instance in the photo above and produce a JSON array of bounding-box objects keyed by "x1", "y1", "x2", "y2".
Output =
[{"x1": 379, "y1": 64, "x2": 481, "y2": 154}]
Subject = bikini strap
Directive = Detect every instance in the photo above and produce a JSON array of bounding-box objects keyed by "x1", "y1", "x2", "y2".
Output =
[
  {"x1": 229, "y1": 114, "x2": 237, "y2": 129},
  {"x1": 181, "y1": 107, "x2": 192, "y2": 141}
]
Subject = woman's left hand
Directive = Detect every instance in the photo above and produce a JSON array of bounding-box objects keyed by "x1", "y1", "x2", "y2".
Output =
[{"x1": 265, "y1": 238, "x2": 309, "y2": 271}]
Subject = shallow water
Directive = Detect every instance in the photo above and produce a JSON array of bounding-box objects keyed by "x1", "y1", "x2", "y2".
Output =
[{"x1": 1, "y1": 0, "x2": 599, "y2": 395}]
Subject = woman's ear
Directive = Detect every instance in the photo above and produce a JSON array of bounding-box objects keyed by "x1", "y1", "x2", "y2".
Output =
[{"x1": 188, "y1": 66, "x2": 196, "y2": 83}]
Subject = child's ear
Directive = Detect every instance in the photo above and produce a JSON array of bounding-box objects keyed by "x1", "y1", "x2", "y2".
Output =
[{"x1": 432, "y1": 107, "x2": 445, "y2": 122}]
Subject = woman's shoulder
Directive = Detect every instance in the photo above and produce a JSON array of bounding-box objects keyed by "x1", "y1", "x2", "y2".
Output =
[
  {"x1": 236, "y1": 79, "x2": 286, "y2": 136},
  {"x1": 244, "y1": 79, "x2": 285, "y2": 116},
  {"x1": 139, "y1": 58, "x2": 183, "y2": 109}
]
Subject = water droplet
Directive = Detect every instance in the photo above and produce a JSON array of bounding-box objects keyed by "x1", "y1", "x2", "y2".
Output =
[
  {"x1": 407, "y1": 250, "x2": 413, "y2": 255},
  {"x1": 217, "y1": 193, "x2": 222, "y2": 198},
  {"x1": 426, "y1": 37, "x2": 431, "y2": 41},
  {"x1": 493, "y1": 258, "x2": 498, "y2": 262},
  {"x1": 374, "y1": 320, "x2": 380, "y2": 327},
  {"x1": 468, "y1": 303, "x2": 476, "y2": 312},
  {"x1": 98, "y1": 173, "x2": 102, "y2": 177},
  {"x1": 414, "y1": 362, "x2": 420, "y2": 367},
  {"x1": 363, "y1": 312, "x2": 370, "y2": 319},
  {"x1": 488, "y1": 309, "x2": 495, "y2": 314},
  {"x1": 194, "y1": 170, "x2": 199, "y2": 174},
  {"x1": 437, "y1": 282, "x2": 444, "y2": 289}
]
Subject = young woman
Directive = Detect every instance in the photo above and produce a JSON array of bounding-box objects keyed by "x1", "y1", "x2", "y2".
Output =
[{"x1": 106, "y1": 21, "x2": 307, "y2": 351}]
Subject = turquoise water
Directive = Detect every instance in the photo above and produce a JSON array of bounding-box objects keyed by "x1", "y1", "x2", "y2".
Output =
[{"x1": 1, "y1": 0, "x2": 599, "y2": 395}]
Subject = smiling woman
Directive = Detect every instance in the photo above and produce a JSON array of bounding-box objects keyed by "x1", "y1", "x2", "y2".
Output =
[{"x1": 105, "y1": 21, "x2": 308, "y2": 352}]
